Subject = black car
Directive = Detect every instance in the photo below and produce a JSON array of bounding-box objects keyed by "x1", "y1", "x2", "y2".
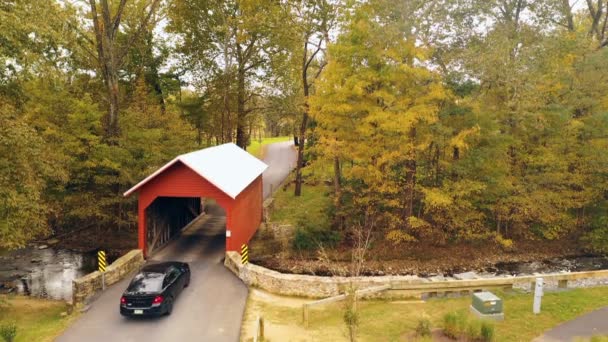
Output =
[{"x1": 120, "y1": 262, "x2": 190, "y2": 317}]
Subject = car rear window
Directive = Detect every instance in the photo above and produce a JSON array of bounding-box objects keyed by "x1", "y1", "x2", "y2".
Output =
[{"x1": 126, "y1": 272, "x2": 164, "y2": 293}]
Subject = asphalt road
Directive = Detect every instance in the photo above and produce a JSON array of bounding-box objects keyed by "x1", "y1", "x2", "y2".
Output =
[
  {"x1": 262, "y1": 140, "x2": 297, "y2": 199},
  {"x1": 57, "y1": 141, "x2": 296, "y2": 342},
  {"x1": 535, "y1": 306, "x2": 608, "y2": 341}
]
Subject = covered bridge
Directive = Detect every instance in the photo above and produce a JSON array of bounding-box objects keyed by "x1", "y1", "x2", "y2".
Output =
[{"x1": 124, "y1": 143, "x2": 268, "y2": 257}]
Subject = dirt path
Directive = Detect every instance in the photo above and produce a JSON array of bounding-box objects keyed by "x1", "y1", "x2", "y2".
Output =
[{"x1": 240, "y1": 289, "x2": 342, "y2": 342}]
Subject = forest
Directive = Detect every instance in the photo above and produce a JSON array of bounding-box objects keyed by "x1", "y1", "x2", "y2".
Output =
[{"x1": 1, "y1": 0, "x2": 607, "y2": 255}]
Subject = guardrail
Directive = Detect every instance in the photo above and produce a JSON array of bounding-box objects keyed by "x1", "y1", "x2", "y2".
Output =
[
  {"x1": 299, "y1": 270, "x2": 608, "y2": 329},
  {"x1": 389, "y1": 269, "x2": 608, "y2": 297}
]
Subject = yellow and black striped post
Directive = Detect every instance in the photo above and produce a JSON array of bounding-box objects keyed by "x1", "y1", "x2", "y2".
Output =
[
  {"x1": 98, "y1": 250, "x2": 107, "y2": 290},
  {"x1": 241, "y1": 244, "x2": 249, "y2": 265},
  {"x1": 98, "y1": 250, "x2": 107, "y2": 272}
]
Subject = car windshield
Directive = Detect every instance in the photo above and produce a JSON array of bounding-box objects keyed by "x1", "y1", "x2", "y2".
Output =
[{"x1": 126, "y1": 272, "x2": 164, "y2": 293}]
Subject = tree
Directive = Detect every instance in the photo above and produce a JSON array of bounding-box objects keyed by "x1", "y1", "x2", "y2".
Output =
[
  {"x1": 84, "y1": 0, "x2": 161, "y2": 139},
  {"x1": 311, "y1": 1, "x2": 447, "y2": 239},
  {"x1": 0, "y1": 104, "x2": 65, "y2": 248},
  {"x1": 277, "y1": 0, "x2": 337, "y2": 196},
  {"x1": 168, "y1": 0, "x2": 281, "y2": 148}
]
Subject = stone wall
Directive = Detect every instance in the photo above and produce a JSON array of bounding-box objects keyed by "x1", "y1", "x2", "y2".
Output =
[
  {"x1": 225, "y1": 252, "x2": 608, "y2": 299},
  {"x1": 225, "y1": 251, "x2": 419, "y2": 298},
  {"x1": 72, "y1": 249, "x2": 145, "y2": 305}
]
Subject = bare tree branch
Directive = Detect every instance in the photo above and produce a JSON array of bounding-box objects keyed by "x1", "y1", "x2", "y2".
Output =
[
  {"x1": 112, "y1": 0, "x2": 128, "y2": 35},
  {"x1": 116, "y1": 0, "x2": 161, "y2": 66}
]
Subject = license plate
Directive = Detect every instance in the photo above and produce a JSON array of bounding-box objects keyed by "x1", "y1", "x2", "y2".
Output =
[{"x1": 133, "y1": 310, "x2": 143, "y2": 315}]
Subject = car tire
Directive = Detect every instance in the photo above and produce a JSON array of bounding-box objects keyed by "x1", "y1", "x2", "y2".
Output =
[
  {"x1": 165, "y1": 298, "x2": 174, "y2": 316},
  {"x1": 184, "y1": 276, "x2": 190, "y2": 288}
]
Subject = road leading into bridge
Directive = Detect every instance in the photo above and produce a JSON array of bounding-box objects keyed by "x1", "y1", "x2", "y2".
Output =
[
  {"x1": 262, "y1": 140, "x2": 297, "y2": 199},
  {"x1": 57, "y1": 141, "x2": 296, "y2": 342}
]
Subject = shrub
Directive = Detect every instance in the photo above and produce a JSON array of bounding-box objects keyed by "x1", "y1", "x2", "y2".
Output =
[
  {"x1": 292, "y1": 219, "x2": 341, "y2": 251},
  {"x1": 590, "y1": 336, "x2": 608, "y2": 342},
  {"x1": 480, "y1": 321, "x2": 495, "y2": 342},
  {"x1": 494, "y1": 234, "x2": 513, "y2": 251},
  {"x1": 466, "y1": 319, "x2": 482, "y2": 340},
  {"x1": 582, "y1": 216, "x2": 608, "y2": 255},
  {"x1": 442, "y1": 311, "x2": 467, "y2": 339},
  {"x1": 0, "y1": 322, "x2": 17, "y2": 342},
  {"x1": 415, "y1": 316, "x2": 432, "y2": 337}
]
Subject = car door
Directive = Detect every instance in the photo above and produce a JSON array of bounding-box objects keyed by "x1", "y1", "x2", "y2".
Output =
[
  {"x1": 166, "y1": 267, "x2": 183, "y2": 296},
  {"x1": 163, "y1": 268, "x2": 178, "y2": 296},
  {"x1": 172, "y1": 267, "x2": 185, "y2": 294}
]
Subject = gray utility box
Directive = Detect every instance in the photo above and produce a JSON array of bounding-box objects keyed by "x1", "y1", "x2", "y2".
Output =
[{"x1": 471, "y1": 291, "x2": 504, "y2": 320}]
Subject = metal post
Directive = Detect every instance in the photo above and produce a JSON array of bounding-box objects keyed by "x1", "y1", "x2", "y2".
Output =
[
  {"x1": 533, "y1": 277, "x2": 543, "y2": 314},
  {"x1": 303, "y1": 304, "x2": 309, "y2": 328},
  {"x1": 259, "y1": 316, "x2": 264, "y2": 340},
  {"x1": 98, "y1": 250, "x2": 107, "y2": 291}
]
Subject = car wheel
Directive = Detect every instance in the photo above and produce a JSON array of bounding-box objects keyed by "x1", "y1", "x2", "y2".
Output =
[
  {"x1": 165, "y1": 298, "x2": 174, "y2": 316},
  {"x1": 184, "y1": 276, "x2": 190, "y2": 288}
]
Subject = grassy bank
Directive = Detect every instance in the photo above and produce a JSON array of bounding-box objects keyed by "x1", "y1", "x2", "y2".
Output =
[
  {"x1": 247, "y1": 136, "x2": 291, "y2": 158},
  {"x1": 241, "y1": 287, "x2": 608, "y2": 341},
  {"x1": 269, "y1": 182, "x2": 331, "y2": 227},
  {"x1": 0, "y1": 295, "x2": 78, "y2": 342}
]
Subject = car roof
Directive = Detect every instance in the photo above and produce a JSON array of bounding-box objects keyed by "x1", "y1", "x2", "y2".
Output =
[{"x1": 140, "y1": 262, "x2": 183, "y2": 273}]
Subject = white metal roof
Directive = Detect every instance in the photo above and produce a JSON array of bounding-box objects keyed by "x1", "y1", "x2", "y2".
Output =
[{"x1": 123, "y1": 143, "x2": 268, "y2": 199}]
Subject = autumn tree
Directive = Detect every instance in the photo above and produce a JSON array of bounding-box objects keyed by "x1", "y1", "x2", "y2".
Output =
[
  {"x1": 311, "y1": 1, "x2": 447, "y2": 240},
  {"x1": 274, "y1": 0, "x2": 338, "y2": 196}
]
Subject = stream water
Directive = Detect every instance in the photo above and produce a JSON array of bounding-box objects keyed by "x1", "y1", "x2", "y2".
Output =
[
  {"x1": 0, "y1": 246, "x2": 98, "y2": 301},
  {"x1": 1, "y1": 243, "x2": 607, "y2": 302},
  {"x1": 492, "y1": 256, "x2": 608, "y2": 275}
]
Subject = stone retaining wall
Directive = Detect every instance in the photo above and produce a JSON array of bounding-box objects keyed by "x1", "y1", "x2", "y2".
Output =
[
  {"x1": 225, "y1": 252, "x2": 418, "y2": 298},
  {"x1": 225, "y1": 252, "x2": 608, "y2": 299},
  {"x1": 72, "y1": 249, "x2": 145, "y2": 305}
]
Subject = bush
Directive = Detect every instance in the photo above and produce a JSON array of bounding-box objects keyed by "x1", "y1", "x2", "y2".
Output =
[
  {"x1": 415, "y1": 316, "x2": 432, "y2": 337},
  {"x1": 480, "y1": 321, "x2": 495, "y2": 342},
  {"x1": 442, "y1": 311, "x2": 467, "y2": 339},
  {"x1": 0, "y1": 323, "x2": 17, "y2": 342},
  {"x1": 466, "y1": 319, "x2": 482, "y2": 340},
  {"x1": 589, "y1": 336, "x2": 608, "y2": 342},
  {"x1": 582, "y1": 216, "x2": 608, "y2": 255},
  {"x1": 292, "y1": 219, "x2": 341, "y2": 251},
  {"x1": 494, "y1": 233, "x2": 513, "y2": 251}
]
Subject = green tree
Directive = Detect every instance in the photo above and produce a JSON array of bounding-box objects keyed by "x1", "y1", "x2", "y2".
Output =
[
  {"x1": 168, "y1": 0, "x2": 282, "y2": 148},
  {"x1": 0, "y1": 104, "x2": 65, "y2": 248}
]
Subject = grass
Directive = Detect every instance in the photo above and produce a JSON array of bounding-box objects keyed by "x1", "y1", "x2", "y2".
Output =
[
  {"x1": 247, "y1": 136, "x2": 291, "y2": 158},
  {"x1": 0, "y1": 295, "x2": 79, "y2": 342},
  {"x1": 242, "y1": 287, "x2": 608, "y2": 341},
  {"x1": 269, "y1": 181, "x2": 331, "y2": 228}
]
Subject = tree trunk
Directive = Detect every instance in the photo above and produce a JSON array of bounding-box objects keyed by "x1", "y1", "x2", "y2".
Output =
[
  {"x1": 333, "y1": 156, "x2": 344, "y2": 229},
  {"x1": 294, "y1": 110, "x2": 307, "y2": 196},
  {"x1": 333, "y1": 156, "x2": 341, "y2": 197},
  {"x1": 89, "y1": 0, "x2": 120, "y2": 140},
  {"x1": 105, "y1": 71, "x2": 120, "y2": 138},
  {"x1": 295, "y1": 40, "x2": 311, "y2": 197},
  {"x1": 236, "y1": 65, "x2": 247, "y2": 149},
  {"x1": 562, "y1": 0, "x2": 575, "y2": 31},
  {"x1": 403, "y1": 127, "x2": 417, "y2": 222}
]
